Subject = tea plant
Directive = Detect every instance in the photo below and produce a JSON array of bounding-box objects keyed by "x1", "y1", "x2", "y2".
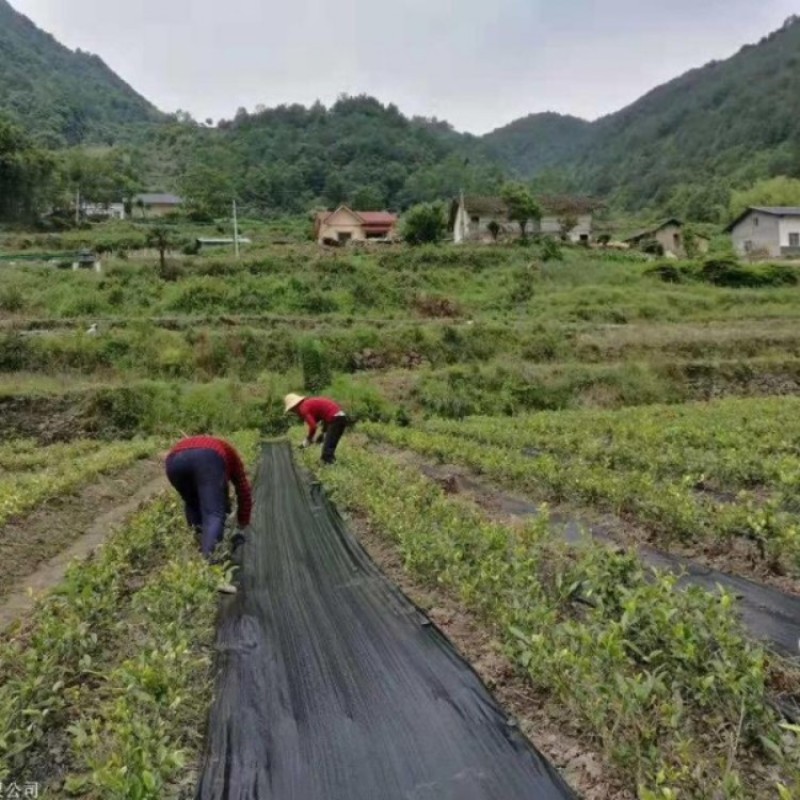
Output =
[
  {"x1": 362, "y1": 397, "x2": 800, "y2": 572},
  {"x1": 311, "y1": 444, "x2": 800, "y2": 797},
  {"x1": 0, "y1": 438, "x2": 159, "y2": 528}
]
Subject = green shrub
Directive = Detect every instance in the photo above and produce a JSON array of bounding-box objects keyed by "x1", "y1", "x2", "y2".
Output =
[
  {"x1": 401, "y1": 203, "x2": 447, "y2": 245},
  {"x1": 299, "y1": 338, "x2": 332, "y2": 393},
  {"x1": 0, "y1": 285, "x2": 25, "y2": 312},
  {"x1": 540, "y1": 237, "x2": 563, "y2": 262}
]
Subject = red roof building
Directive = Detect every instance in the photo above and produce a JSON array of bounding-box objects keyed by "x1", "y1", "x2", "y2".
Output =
[{"x1": 315, "y1": 206, "x2": 399, "y2": 245}]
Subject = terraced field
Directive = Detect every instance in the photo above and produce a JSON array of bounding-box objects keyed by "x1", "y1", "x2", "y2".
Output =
[{"x1": 1, "y1": 238, "x2": 800, "y2": 798}]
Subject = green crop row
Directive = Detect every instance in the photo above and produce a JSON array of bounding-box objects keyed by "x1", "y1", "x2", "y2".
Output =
[
  {"x1": 0, "y1": 438, "x2": 160, "y2": 528},
  {"x1": 419, "y1": 397, "x2": 800, "y2": 490},
  {"x1": 63, "y1": 556, "x2": 222, "y2": 798},
  {"x1": 0, "y1": 437, "x2": 103, "y2": 471},
  {"x1": 0, "y1": 499, "x2": 178, "y2": 778},
  {"x1": 0, "y1": 495, "x2": 229, "y2": 795},
  {"x1": 362, "y1": 416, "x2": 800, "y2": 574},
  {"x1": 312, "y1": 444, "x2": 800, "y2": 798}
]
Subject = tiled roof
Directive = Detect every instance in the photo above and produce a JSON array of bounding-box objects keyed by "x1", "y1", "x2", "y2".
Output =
[
  {"x1": 725, "y1": 206, "x2": 800, "y2": 232},
  {"x1": 357, "y1": 211, "x2": 398, "y2": 225},
  {"x1": 625, "y1": 218, "x2": 683, "y2": 242},
  {"x1": 135, "y1": 193, "x2": 183, "y2": 205}
]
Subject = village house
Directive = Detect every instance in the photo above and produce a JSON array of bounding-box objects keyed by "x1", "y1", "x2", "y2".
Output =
[
  {"x1": 133, "y1": 193, "x2": 183, "y2": 217},
  {"x1": 725, "y1": 207, "x2": 800, "y2": 258},
  {"x1": 625, "y1": 219, "x2": 686, "y2": 257},
  {"x1": 450, "y1": 195, "x2": 595, "y2": 244},
  {"x1": 314, "y1": 206, "x2": 399, "y2": 245},
  {"x1": 82, "y1": 202, "x2": 126, "y2": 220},
  {"x1": 625, "y1": 219, "x2": 712, "y2": 257}
]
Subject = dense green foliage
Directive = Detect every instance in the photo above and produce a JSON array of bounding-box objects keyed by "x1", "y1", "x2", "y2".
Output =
[
  {"x1": 401, "y1": 202, "x2": 447, "y2": 245},
  {"x1": 3, "y1": 2, "x2": 800, "y2": 222},
  {"x1": 500, "y1": 182, "x2": 541, "y2": 237},
  {"x1": 0, "y1": 0, "x2": 161, "y2": 147},
  {"x1": 482, "y1": 112, "x2": 590, "y2": 183},
  {"x1": 156, "y1": 96, "x2": 502, "y2": 215},
  {"x1": 0, "y1": 116, "x2": 56, "y2": 223},
  {"x1": 730, "y1": 176, "x2": 800, "y2": 218},
  {"x1": 486, "y1": 17, "x2": 800, "y2": 221}
]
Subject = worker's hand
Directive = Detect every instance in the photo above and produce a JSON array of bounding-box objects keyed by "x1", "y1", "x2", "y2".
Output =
[{"x1": 298, "y1": 438, "x2": 312, "y2": 450}]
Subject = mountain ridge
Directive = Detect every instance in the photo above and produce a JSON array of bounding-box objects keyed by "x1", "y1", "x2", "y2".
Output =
[{"x1": 0, "y1": 0, "x2": 162, "y2": 147}]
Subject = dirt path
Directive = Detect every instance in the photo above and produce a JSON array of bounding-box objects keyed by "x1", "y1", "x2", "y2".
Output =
[{"x1": 0, "y1": 459, "x2": 167, "y2": 630}]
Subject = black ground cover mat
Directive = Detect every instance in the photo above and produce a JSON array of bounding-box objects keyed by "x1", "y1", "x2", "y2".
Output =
[
  {"x1": 195, "y1": 442, "x2": 578, "y2": 800},
  {"x1": 419, "y1": 463, "x2": 800, "y2": 662}
]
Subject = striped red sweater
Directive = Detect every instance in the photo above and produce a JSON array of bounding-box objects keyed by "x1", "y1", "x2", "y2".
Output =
[{"x1": 168, "y1": 436, "x2": 253, "y2": 526}]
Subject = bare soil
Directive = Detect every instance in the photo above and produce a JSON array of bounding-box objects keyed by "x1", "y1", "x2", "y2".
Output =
[
  {"x1": 345, "y1": 508, "x2": 634, "y2": 800},
  {"x1": 0, "y1": 394, "x2": 89, "y2": 443},
  {"x1": 0, "y1": 457, "x2": 166, "y2": 629}
]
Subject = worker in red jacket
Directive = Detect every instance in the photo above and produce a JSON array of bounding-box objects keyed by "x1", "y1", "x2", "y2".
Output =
[
  {"x1": 284, "y1": 393, "x2": 348, "y2": 464},
  {"x1": 165, "y1": 436, "x2": 252, "y2": 561}
]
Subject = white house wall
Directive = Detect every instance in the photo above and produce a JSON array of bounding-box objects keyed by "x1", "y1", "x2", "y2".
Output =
[
  {"x1": 453, "y1": 206, "x2": 470, "y2": 244},
  {"x1": 779, "y1": 217, "x2": 800, "y2": 247},
  {"x1": 539, "y1": 214, "x2": 592, "y2": 242},
  {"x1": 453, "y1": 200, "x2": 593, "y2": 244},
  {"x1": 730, "y1": 212, "x2": 782, "y2": 257}
]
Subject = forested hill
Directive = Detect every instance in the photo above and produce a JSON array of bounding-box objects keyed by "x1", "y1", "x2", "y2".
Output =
[
  {"x1": 482, "y1": 113, "x2": 592, "y2": 180},
  {"x1": 0, "y1": 0, "x2": 162, "y2": 147},
  {"x1": 155, "y1": 97, "x2": 502, "y2": 215},
  {"x1": 484, "y1": 16, "x2": 800, "y2": 219}
]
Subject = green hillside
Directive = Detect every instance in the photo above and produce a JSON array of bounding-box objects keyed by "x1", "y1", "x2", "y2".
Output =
[
  {"x1": 482, "y1": 112, "x2": 591, "y2": 181},
  {"x1": 147, "y1": 96, "x2": 502, "y2": 215},
  {"x1": 485, "y1": 16, "x2": 800, "y2": 219},
  {"x1": 0, "y1": 0, "x2": 162, "y2": 147}
]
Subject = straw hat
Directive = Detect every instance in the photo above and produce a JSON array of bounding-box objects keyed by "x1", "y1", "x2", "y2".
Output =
[{"x1": 284, "y1": 393, "x2": 306, "y2": 414}]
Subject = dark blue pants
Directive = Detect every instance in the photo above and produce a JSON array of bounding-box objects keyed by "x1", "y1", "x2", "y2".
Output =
[
  {"x1": 321, "y1": 416, "x2": 348, "y2": 464},
  {"x1": 166, "y1": 449, "x2": 228, "y2": 558}
]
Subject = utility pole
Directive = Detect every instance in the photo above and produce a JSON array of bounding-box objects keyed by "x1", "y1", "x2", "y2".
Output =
[
  {"x1": 233, "y1": 199, "x2": 240, "y2": 259},
  {"x1": 75, "y1": 188, "x2": 80, "y2": 227}
]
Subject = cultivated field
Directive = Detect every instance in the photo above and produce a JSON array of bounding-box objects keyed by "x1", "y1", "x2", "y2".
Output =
[{"x1": 1, "y1": 225, "x2": 799, "y2": 798}]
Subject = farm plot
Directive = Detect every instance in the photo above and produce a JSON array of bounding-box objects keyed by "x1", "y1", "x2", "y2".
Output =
[
  {"x1": 362, "y1": 397, "x2": 800, "y2": 579},
  {"x1": 0, "y1": 437, "x2": 160, "y2": 528},
  {"x1": 311, "y1": 443, "x2": 800, "y2": 798},
  {"x1": 0, "y1": 430, "x2": 261, "y2": 795}
]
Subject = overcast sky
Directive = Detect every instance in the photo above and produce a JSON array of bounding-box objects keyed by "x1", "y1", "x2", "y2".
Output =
[{"x1": 11, "y1": 0, "x2": 799, "y2": 134}]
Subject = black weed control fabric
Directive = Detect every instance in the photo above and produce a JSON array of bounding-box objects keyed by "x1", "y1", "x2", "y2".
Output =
[{"x1": 196, "y1": 441, "x2": 578, "y2": 800}]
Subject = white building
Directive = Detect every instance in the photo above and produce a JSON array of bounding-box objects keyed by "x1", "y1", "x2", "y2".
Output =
[
  {"x1": 451, "y1": 195, "x2": 594, "y2": 244},
  {"x1": 82, "y1": 202, "x2": 126, "y2": 220},
  {"x1": 726, "y1": 207, "x2": 800, "y2": 258}
]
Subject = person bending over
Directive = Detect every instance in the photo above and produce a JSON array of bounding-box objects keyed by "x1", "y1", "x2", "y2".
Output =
[
  {"x1": 165, "y1": 435, "x2": 252, "y2": 560},
  {"x1": 284, "y1": 393, "x2": 348, "y2": 464}
]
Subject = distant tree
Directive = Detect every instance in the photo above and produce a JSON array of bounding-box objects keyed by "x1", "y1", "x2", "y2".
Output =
[
  {"x1": 557, "y1": 214, "x2": 578, "y2": 242},
  {"x1": 402, "y1": 203, "x2": 447, "y2": 245},
  {"x1": 501, "y1": 183, "x2": 541, "y2": 239},
  {"x1": 0, "y1": 116, "x2": 56, "y2": 223},
  {"x1": 352, "y1": 185, "x2": 385, "y2": 210},
  {"x1": 146, "y1": 225, "x2": 178, "y2": 277},
  {"x1": 487, "y1": 220, "x2": 502, "y2": 242},
  {"x1": 541, "y1": 237, "x2": 563, "y2": 262},
  {"x1": 180, "y1": 164, "x2": 234, "y2": 217},
  {"x1": 729, "y1": 176, "x2": 800, "y2": 219},
  {"x1": 323, "y1": 174, "x2": 348, "y2": 207}
]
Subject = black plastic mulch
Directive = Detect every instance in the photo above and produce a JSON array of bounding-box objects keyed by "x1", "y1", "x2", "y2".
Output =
[{"x1": 195, "y1": 441, "x2": 578, "y2": 800}]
